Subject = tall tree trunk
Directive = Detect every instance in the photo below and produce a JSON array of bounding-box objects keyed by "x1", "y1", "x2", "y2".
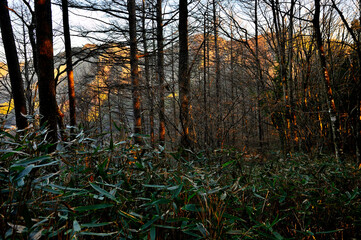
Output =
[
  {"x1": 230, "y1": 14, "x2": 236, "y2": 146},
  {"x1": 271, "y1": 0, "x2": 288, "y2": 154},
  {"x1": 179, "y1": 0, "x2": 190, "y2": 148},
  {"x1": 331, "y1": 0, "x2": 361, "y2": 163},
  {"x1": 35, "y1": 0, "x2": 58, "y2": 144},
  {"x1": 22, "y1": 10, "x2": 33, "y2": 115},
  {"x1": 157, "y1": 0, "x2": 165, "y2": 147},
  {"x1": 255, "y1": 0, "x2": 263, "y2": 150},
  {"x1": 141, "y1": 0, "x2": 154, "y2": 146},
  {"x1": 128, "y1": 0, "x2": 142, "y2": 145},
  {"x1": 313, "y1": 0, "x2": 341, "y2": 162},
  {"x1": 212, "y1": 0, "x2": 221, "y2": 147},
  {"x1": 171, "y1": 41, "x2": 178, "y2": 148},
  {"x1": 203, "y1": 5, "x2": 208, "y2": 147},
  {"x1": 0, "y1": 0, "x2": 28, "y2": 130},
  {"x1": 288, "y1": 0, "x2": 296, "y2": 151},
  {"x1": 62, "y1": 0, "x2": 76, "y2": 134}
]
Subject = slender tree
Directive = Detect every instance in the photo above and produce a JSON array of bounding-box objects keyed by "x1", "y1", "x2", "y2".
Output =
[
  {"x1": 179, "y1": 0, "x2": 190, "y2": 148},
  {"x1": 128, "y1": 0, "x2": 142, "y2": 144},
  {"x1": 203, "y1": 4, "x2": 209, "y2": 146},
  {"x1": 287, "y1": 0, "x2": 296, "y2": 151},
  {"x1": 313, "y1": 0, "x2": 341, "y2": 162},
  {"x1": 62, "y1": 0, "x2": 76, "y2": 134},
  {"x1": 157, "y1": 0, "x2": 166, "y2": 147},
  {"x1": 0, "y1": 0, "x2": 28, "y2": 130},
  {"x1": 255, "y1": 0, "x2": 263, "y2": 150},
  {"x1": 331, "y1": 0, "x2": 361, "y2": 163},
  {"x1": 141, "y1": 0, "x2": 155, "y2": 146},
  {"x1": 35, "y1": 0, "x2": 58, "y2": 143},
  {"x1": 212, "y1": 0, "x2": 221, "y2": 147}
]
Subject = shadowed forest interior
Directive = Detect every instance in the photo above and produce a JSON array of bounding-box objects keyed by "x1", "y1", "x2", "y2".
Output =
[{"x1": 1, "y1": 0, "x2": 361, "y2": 239}]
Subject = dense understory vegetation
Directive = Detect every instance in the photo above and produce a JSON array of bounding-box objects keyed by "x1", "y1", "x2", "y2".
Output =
[{"x1": 1, "y1": 126, "x2": 360, "y2": 239}]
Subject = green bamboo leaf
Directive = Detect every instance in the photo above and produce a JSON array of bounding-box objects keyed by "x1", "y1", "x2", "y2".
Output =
[
  {"x1": 0, "y1": 149, "x2": 29, "y2": 155},
  {"x1": 182, "y1": 204, "x2": 200, "y2": 212},
  {"x1": 12, "y1": 156, "x2": 51, "y2": 167},
  {"x1": 14, "y1": 164, "x2": 34, "y2": 182},
  {"x1": 153, "y1": 224, "x2": 177, "y2": 229},
  {"x1": 316, "y1": 229, "x2": 344, "y2": 234},
  {"x1": 81, "y1": 222, "x2": 112, "y2": 228},
  {"x1": 143, "y1": 184, "x2": 167, "y2": 189},
  {"x1": 196, "y1": 223, "x2": 209, "y2": 237},
  {"x1": 35, "y1": 186, "x2": 61, "y2": 194},
  {"x1": 273, "y1": 231, "x2": 284, "y2": 240},
  {"x1": 150, "y1": 226, "x2": 156, "y2": 240},
  {"x1": 142, "y1": 198, "x2": 170, "y2": 207},
  {"x1": 140, "y1": 216, "x2": 160, "y2": 231},
  {"x1": 73, "y1": 220, "x2": 81, "y2": 232},
  {"x1": 167, "y1": 185, "x2": 180, "y2": 191},
  {"x1": 118, "y1": 210, "x2": 141, "y2": 222},
  {"x1": 79, "y1": 232, "x2": 116, "y2": 236},
  {"x1": 226, "y1": 230, "x2": 245, "y2": 235},
  {"x1": 166, "y1": 217, "x2": 189, "y2": 223},
  {"x1": 75, "y1": 204, "x2": 114, "y2": 212},
  {"x1": 48, "y1": 184, "x2": 82, "y2": 191},
  {"x1": 222, "y1": 160, "x2": 235, "y2": 168},
  {"x1": 34, "y1": 160, "x2": 59, "y2": 168},
  {"x1": 90, "y1": 182, "x2": 118, "y2": 203},
  {"x1": 0, "y1": 130, "x2": 15, "y2": 139}
]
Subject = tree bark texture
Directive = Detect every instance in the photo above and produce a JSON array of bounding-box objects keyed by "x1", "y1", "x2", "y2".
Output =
[
  {"x1": 179, "y1": 0, "x2": 190, "y2": 148},
  {"x1": 157, "y1": 0, "x2": 165, "y2": 147},
  {"x1": 212, "y1": 0, "x2": 221, "y2": 147},
  {"x1": 35, "y1": 0, "x2": 58, "y2": 143},
  {"x1": 313, "y1": 0, "x2": 341, "y2": 162},
  {"x1": 142, "y1": 0, "x2": 155, "y2": 146},
  {"x1": 128, "y1": 0, "x2": 142, "y2": 145},
  {"x1": 62, "y1": 0, "x2": 77, "y2": 133},
  {"x1": 331, "y1": 0, "x2": 361, "y2": 163},
  {"x1": 0, "y1": 0, "x2": 28, "y2": 129}
]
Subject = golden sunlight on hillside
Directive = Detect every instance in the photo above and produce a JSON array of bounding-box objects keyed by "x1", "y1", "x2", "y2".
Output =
[{"x1": 0, "y1": 99, "x2": 13, "y2": 115}]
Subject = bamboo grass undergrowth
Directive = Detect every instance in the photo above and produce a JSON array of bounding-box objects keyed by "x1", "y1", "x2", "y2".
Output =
[{"x1": 0, "y1": 126, "x2": 360, "y2": 239}]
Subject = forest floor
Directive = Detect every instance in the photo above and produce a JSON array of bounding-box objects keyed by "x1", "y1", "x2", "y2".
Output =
[{"x1": 1, "y1": 128, "x2": 360, "y2": 239}]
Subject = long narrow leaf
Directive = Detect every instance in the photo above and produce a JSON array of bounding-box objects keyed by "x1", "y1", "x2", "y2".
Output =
[
  {"x1": 75, "y1": 204, "x2": 113, "y2": 212},
  {"x1": 90, "y1": 182, "x2": 118, "y2": 203}
]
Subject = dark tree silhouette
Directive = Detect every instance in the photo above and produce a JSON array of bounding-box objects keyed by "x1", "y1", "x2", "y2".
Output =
[
  {"x1": 62, "y1": 0, "x2": 76, "y2": 134},
  {"x1": 0, "y1": 0, "x2": 28, "y2": 130},
  {"x1": 157, "y1": 0, "x2": 165, "y2": 147},
  {"x1": 179, "y1": 0, "x2": 190, "y2": 148},
  {"x1": 35, "y1": 0, "x2": 58, "y2": 144},
  {"x1": 128, "y1": 0, "x2": 142, "y2": 144}
]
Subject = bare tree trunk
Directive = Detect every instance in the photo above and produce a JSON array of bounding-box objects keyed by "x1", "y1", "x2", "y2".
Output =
[
  {"x1": 108, "y1": 90, "x2": 113, "y2": 144},
  {"x1": 271, "y1": 0, "x2": 288, "y2": 154},
  {"x1": 142, "y1": 0, "x2": 154, "y2": 147},
  {"x1": 179, "y1": 0, "x2": 190, "y2": 148},
  {"x1": 62, "y1": 0, "x2": 76, "y2": 134},
  {"x1": 230, "y1": 16, "x2": 236, "y2": 146},
  {"x1": 35, "y1": 0, "x2": 58, "y2": 144},
  {"x1": 21, "y1": 10, "x2": 33, "y2": 116},
  {"x1": 128, "y1": 0, "x2": 142, "y2": 145},
  {"x1": 212, "y1": 0, "x2": 221, "y2": 147},
  {"x1": 288, "y1": 0, "x2": 296, "y2": 151},
  {"x1": 171, "y1": 41, "x2": 178, "y2": 148},
  {"x1": 255, "y1": 0, "x2": 263, "y2": 150},
  {"x1": 0, "y1": 0, "x2": 28, "y2": 130},
  {"x1": 203, "y1": 5, "x2": 208, "y2": 147},
  {"x1": 331, "y1": 0, "x2": 361, "y2": 163},
  {"x1": 313, "y1": 0, "x2": 341, "y2": 162},
  {"x1": 157, "y1": 0, "x2": 165, "y2": 147}
]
